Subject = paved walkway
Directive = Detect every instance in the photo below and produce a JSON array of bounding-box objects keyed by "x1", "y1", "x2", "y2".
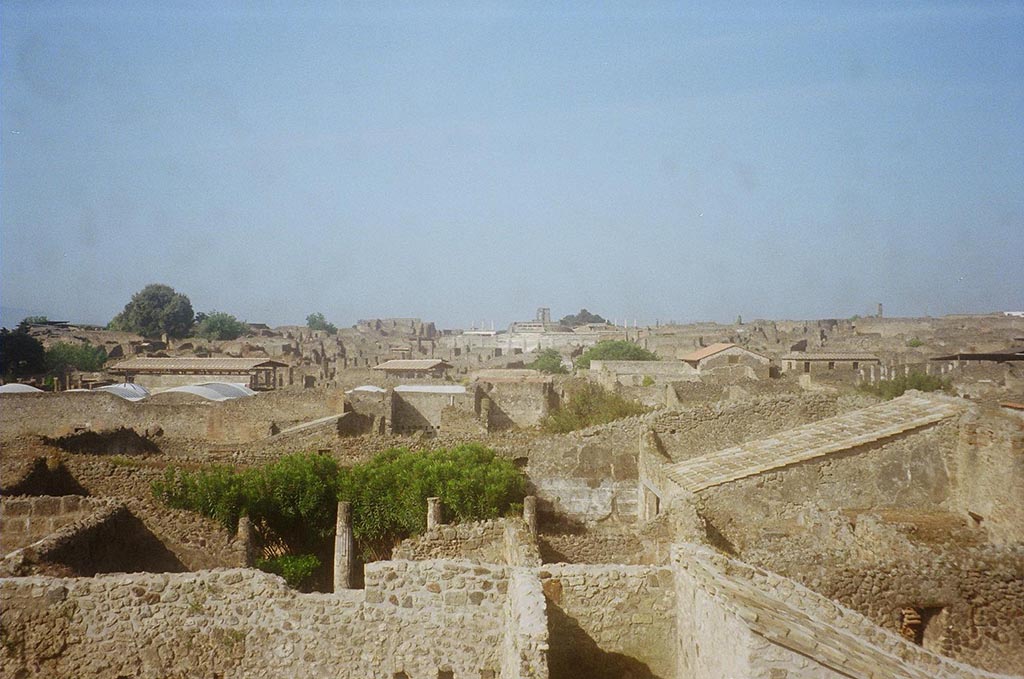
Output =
[{"x1": 664, "y1": 394, "x2": 964, "y2": 494}]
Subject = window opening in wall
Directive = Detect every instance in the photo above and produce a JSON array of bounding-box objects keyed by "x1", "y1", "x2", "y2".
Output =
[
  {"x1": 852, "y1": 361, "x2": 859, "y2": 370},
  {"x1": 900, "y1": 606, "x2": 948, "y2": 648},
  {"x1": 728, "y1": 355, "x2": 739, "y2": 364},
  {"x1": 438, "y1": 671, "x2": 454, "y2": 679},
  {"x1": 393, "y1": 673, "x2": 409, "y2": 679},
  {"x1": 803, "y1": 361, "x2": 810, "y2": 373},
  {"x1": 828, "y1": 361, "x2": 835, "y2": 370}
]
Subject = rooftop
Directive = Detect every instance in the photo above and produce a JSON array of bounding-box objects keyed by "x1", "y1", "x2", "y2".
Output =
[
  {"x1": 372, "y1": 359, "x2": 451, "y2": 371},
  {"x1": 780, "y1": 351, "x2": 880, "y2": 361},
  {"x1": 110, "y1": 358, "x2": 287, "y2": 373},
  {"x1": 678, "y1": 343, "x2": 737, "y2": 362}
]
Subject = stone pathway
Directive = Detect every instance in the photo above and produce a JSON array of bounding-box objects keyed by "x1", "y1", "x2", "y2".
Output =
[{"x1": 664, "y1": 394, "x2": 965, "y2": 494}]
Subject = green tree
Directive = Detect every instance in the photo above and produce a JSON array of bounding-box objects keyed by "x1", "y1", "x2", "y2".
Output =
[
  {"x1": 575, "y1": 340, "x2": 658, "y2": 369},
  {"x1": 110, "y1": 284, "x2": 195, "y2": 338},
  {"x1": 858, "y1": 372, "x2": 952, "y2": 400},
  {"x1": 195, "y1": 312, "x2": 248, "y2": 341},
  {"x1": 559, "y1": 308, "x2": 608, "y2": 327},
  {"x1": 0, "y1": 328, "x2": 46, "y2": 377},
  {"x1": 527, "y1": 348, "x2": 568, "y2": 374},
  {"x1": 45, "y1": 342, "x2": 107, "y2": 373},
  {"x1": 306, "y1": 312, "x2": 337, "y2": 335},
  {"x1": 543, "y1": 382, "x2": 648, "y2": 433}
]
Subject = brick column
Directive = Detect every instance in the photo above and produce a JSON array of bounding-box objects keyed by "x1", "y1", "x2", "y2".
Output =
[{"x1": 427, "y1": 497, "x2": 442, "y2": 531}]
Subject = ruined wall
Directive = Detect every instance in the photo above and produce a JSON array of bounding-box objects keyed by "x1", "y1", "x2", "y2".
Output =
[
  {"x1": 391, "y1": 390, "x2": 474, "y2": 435},
  {"x1": 949, "y1": 408, "x2": 1024, "y2": 543},
  {"x1": 480, "y1": 381, "x2": 555, "y2": 429},
  {"x1": 540, "y1": 565, "x2": 676, "y2": 679},
  {"x1": 698, "y1": 421, "x2": 957, "y2": 552},
  {"x1": 0, "y1": 502, "x2": 186, "y2": 577},
  {"x1": 0, "y1": 390, "x2": 344, "y2": 445},
  {"x1": 0, "y1": 560, "x2": 548, "y2": 679},
  {"x1": 0, "y1": 496, "x2": 110, "y2": 553},
  {"x1": 653, "y1": 393, "x2": 840, "y2": 462},
  {"x1": 588, "y1": 360, "x2": 697, "y2": 388},
  {"x1": 392, "y1": 518, "x2": 542, "y2": 567}
]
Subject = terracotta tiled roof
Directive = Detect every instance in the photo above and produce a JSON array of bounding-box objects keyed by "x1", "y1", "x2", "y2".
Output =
[
  {"x1": 372, "y1": 359, "x2": 451, "y2": 371},
  {"x1": 679, "y1": 343, "x2": 736, "y2": 362}
]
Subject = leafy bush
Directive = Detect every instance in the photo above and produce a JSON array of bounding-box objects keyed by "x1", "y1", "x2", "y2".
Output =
[
  {"x1": 858, "y1": 371, "x2": 952, "y2": 400},
  {"x1": 195, "y1": 312, "x2": 249, "y2": 341},
  {"x1": 575, "y1": 340, "x2": 658, "y2": 369},
  {"x1": 642, "y1": 375, "x2": 655, "y2": 387},
  {"x1": 153, "y1": 446, "x2": 525, "y2": 564},
  {"x1": 306, "y1": 312, "x2": 337, "y2": 335},
  {"x1": 45, "y1": 342, "x2": 107, "y2": 373},
  {"x1": 255, "y1": 554, "x2": 321, "y2": 590},
  {"x1": 543, "y1": 382, "x2": 647, "y2": 433},
  {"x1": 337, "y1": 444, "x2": 525, "y2": 559},
  {"x1": 527, "y1": 348, "x2": 568, "y2": 374},
  {"x1": 109, "y1": 284, "x2": 194, "y2": 338},
  {"x1": 906, "y1": 337, "x2": 924, "y2": 348}
]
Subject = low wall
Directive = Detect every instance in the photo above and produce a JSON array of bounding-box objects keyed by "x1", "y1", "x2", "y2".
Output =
[
  {"x1": 0, "y1": 560, "x2": 549, "y2": 679},
  {"x1": 0, "y1": 496, "x2": 111, "y2": 554},
  {"x1": 392, "y1": 518, "x2": 542, "y2": 567},
  {"x1": 540, "y1": 564, "x2": 676, "y2": 679}
]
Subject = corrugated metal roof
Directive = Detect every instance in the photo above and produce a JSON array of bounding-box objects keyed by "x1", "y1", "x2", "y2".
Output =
[
  {"x1": 780, "y1": 352, "x2": 880, "y2": 361},
  {"x1": 372, "y1": 359, "x2": 451, "y2": 370},
  {"x1": 111, "y1": 357, "x2": 287, "y2": 372},
  {"x1": 679, "y1": 343, "x2": 736, "y2": 362}
]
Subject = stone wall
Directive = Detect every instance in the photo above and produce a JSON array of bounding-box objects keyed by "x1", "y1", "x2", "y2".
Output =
[
  {"x1": 479, "y1": 381, "x2": 556, "y2": 430},
  {"x1": 0, "y1": 560, "x2": 548, "y2": 679},
  {"x1": 697, "y1": 420, "x2": 958, "y2": 552},
  {"x1": 540, "y1": 564, "x2": 676, "y2": 679},
  {"x1": 949, "y1": 407, "x2": 1024, "y2": 543},
  {"x1": 0, "y1": 501, "x2": 187, "y2": 577},
  {"x1": 0, "y1": 496, "x2": 111, "y2": 553},
  {"x1": 391, "y1": 390, "x2": 475, "y2": 435},
  {"x1": 0, "y1": 389, "x2": 345, "y2": 445},
  {"x1": 392, "y1": 518, "x2": 542, "y2": 567},
  {"x1": 672, "y1": 543, "x2": 1005, "y2": 679},
  {"x1": 588, "y1": 360, "x2": 697, "y2": 388}
]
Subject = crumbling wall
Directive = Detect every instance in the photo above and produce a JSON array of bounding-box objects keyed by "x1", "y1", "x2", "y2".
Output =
[
  {"x1": 480, "y1": 381, "x2": 556, "y2": 429},
  {"x1": 391, "y1": 390, "x2": 474, "y2": 435},
  {"x1": 540, "y1": 564, "x2": 676, "y2": 679},
  {"x1": 0, "y1": 496, "x2": 110, "y2": 554},
  {"x1": 392, "y1": 518, "x2": 539, "y2": 566},
  {"x1": 949, "y1": 408, "x2": 1024, "y2": 543},
  {"x1": 0, "y1": 561, "x2": 546, "y2": 679},
  {"x1": 697, "y1": 421, "x2": 957, "y2": 552}
]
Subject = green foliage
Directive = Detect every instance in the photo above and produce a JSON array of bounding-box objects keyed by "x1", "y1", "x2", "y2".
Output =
[
  {"x1": 19, "y1": 316, "x2": 49, "y2": 327},
  {"x1": 111, "y1": 284, "x2": 195, "y2": 338},
  {"x1": 575, "y1": 340, "x2": 658, "y2": 369},
  {"x1": 0, "y1": 328, "x2": 46, "y2": 377},
  {"x1": 195, "y1": 312, "x2": 248, "y2": 341},
  {"x1": 306, "y1": 312, "x2": 337, "y2": 335},
  {"x1": 255, "y1": 554, "x2": 321, "y2": 590},
  {"x1": 45, "y1": 342, "x2": 107, "y2": 373},
  {"x1": 153, "y1": 447, "x2": 524, "y2": 564},
  {"x1": 906, "y1": 337, "x2": 925, "y2": 348},
  {"x1": 543, "y1": 382, "x2": 648, "y2": 433},
  {"x1": 559, "y1": 308, "x2": 607, "y2": 327},
  {"x1": 642, "y1": 375, "x2": 655, "y2": 387},
  {"x1": 337, "y1": 444, "x2": 525, "y2": 559},
  {"x1": 527, "y1": 348, "x2": 568, "y2": 374},
  {"x1": 858, "y1": 371, "x2": 952, "y2": 400}
]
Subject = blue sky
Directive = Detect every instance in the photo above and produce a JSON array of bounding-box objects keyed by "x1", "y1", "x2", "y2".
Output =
[{"x1": 2, "y1": 2, "x2": 1022, "y2": 329}]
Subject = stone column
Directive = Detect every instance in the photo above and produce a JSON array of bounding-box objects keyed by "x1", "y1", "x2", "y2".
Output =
[
  {"x1": 236, "y1": 515, "x2": 254, "y2": 566},
  {"x1": 334, "y1": 501, "x2": 354, "y2": 591},
  {"x1": 523, "y1": 496, "x2": 538, "y2": 534},
  {"x1": 427, "y1": 497, "x2": 442, "y2": 531}
]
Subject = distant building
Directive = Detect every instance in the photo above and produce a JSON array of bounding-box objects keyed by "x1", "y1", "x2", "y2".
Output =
[
  {"x1": 931, "y1": 347, "x2": 1024, "y2": 363},
  {"x1": 680, "y1": 343, "x2": 770, "y2": 375},
  {"x1": 372, "y1": 359, "x2": 452, "y2": 379},
  {"x1": 109, "y1": 357, "x2": 287, "y2": 390},
  {"x1": 781, "y1": 352, "x2": 880, "y2": 374}
]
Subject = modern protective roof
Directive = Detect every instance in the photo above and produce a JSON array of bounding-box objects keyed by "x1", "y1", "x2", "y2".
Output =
[
  {"x1": 153, "y1": 382, "x2": 257, "y2": 401},
  {"x1": 110, "y1": 358, "x2": 287, "y2": 373},
  {"x1": 679, "y1": 343, "x2": 737, "y2": 362},
  {"x1": 394, "y1": 385, "x2": 466, "y2": 394},
  {"x1": 931, "y1": 347, "x2": 1024, "y2": 362},
  {"x1": 345, "y1": 385, "x2": 387, "y2": 394},
  {"x1": 95, "y1": 383, "x2": 151, "y2": 401},
  {"x1": 0, "y1": 383, "x2": 44, "y2": 394},
  {"x1": 372, "y1": 359, "x2": 451, "y2": 371}
]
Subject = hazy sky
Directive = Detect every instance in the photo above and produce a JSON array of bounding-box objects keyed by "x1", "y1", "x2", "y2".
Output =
[{"x1": 2, "y1": 2, "x2": 1022, "y2": 329}]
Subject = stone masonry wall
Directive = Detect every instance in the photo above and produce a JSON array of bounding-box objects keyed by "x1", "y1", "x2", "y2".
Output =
[
  {"x1": 480, "y1": 381, "x2": 556, "y2": 430},
  {"x1": 0, "y1": 560, "x2": 548, "y2": 679},
  {"x1": 0, "y1": 496, "x2": 111, "y2": 554},
  {"x1": 540, "y1": 564, "x2": 676, "y2": 679},
  {"x1": 392, "y1": 518, "x2": 542, "y2": 567},
  {"x1": 697, "y1": 420, "x2": 957, "y2": 552}
]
